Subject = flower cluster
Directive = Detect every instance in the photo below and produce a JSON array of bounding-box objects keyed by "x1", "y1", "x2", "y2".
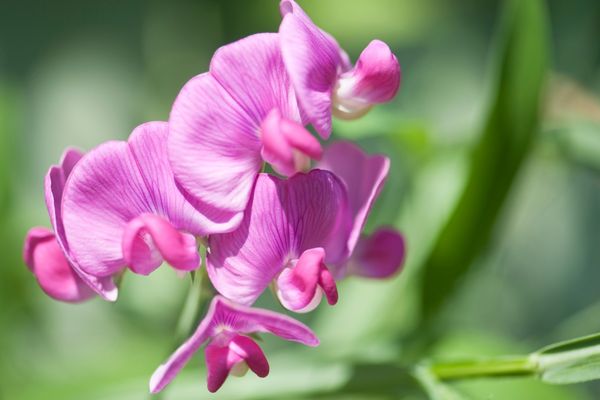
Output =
[{"x1": 23, "y1": 1, "x2": 405, "y2": 394}]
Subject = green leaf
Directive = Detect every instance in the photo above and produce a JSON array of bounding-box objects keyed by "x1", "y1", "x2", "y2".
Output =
[
  {"x1": 417, "y1": 0, "x2": 549, "y2": 323},
  {"x1": 535, "y1": 332, "x2": 600, "y2": 384}
]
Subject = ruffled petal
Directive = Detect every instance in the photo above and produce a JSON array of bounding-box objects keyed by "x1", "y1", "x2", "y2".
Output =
[
  {"x1": 334, "y1": 40, "x2": 400, "y2": 118},
  {"x1": 316, "y1": 141, "x2": 389, "y2": 267},
  {"x1": 207, "y1": 170, "x2": 348, "y2": 306},
  {"x1": 62, "y1": 121, "x2": 207, "y2": 277},
  {"x1": 347, "y1": 228, "x2": 405, "y2": 279},
  {"x1": 260, "y1": 108, "x2": 322, "y2": 176},
  {"x1": 149, "y1": 296, "x2": 317, "y2": 394},
  {"x1": 23, "y1": 227, "x2": 95, "y2": 303},
  {"x1": 168, "y1": 73, "x2": 262, "y2": 222},
  {"x1": 210, "y1": 33, "x2": 302, "y2": 126},
  {"x1": 279, "y1": 0, "x2": 343, "y2": 138},
  {"x1": 122, "y1": 214, "x2": 199, "y2": 275},
  {"x1": 44, "y1": 148, "x2": 118, "y2": 301}
]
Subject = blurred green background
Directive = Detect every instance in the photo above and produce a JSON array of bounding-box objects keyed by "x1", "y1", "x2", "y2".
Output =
[{"x1": 1, "y1": 0, "x2": 600, "y2": 399}]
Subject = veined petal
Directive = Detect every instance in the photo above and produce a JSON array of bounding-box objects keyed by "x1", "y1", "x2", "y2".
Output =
[
  {"x1": 279, "y1": 0, "x2": 343, "y2": 138},
  {"x1": 210, "y1": 33, "x2": 302, "y2": 126},
  {"x1": 44, "y1": 148, "x2": 118, "y2": 301},
  {"x1": 316, "y1": 141, "x2": 389, "y2": 267},
  {"x1": 347, "y1": 228, "x2": 405, "y2": 279},
  {"x1": 207, "y1": 170, "x2": 348, "y2": 306},
  {"x1": 168, "y1": 73, "x2": 262, "y2": 221},
  {"x1": 122, "y1": 214, "x2": 199, "y2": 275},
  {"x1": 62, "y1": 121, "x2": 208, "y2": 277},
  {"x1": 334, "y1": 40, "x2": 400, "y2": 114},
  {"x1": 23, "y1": 227, "x2": 95, "y2": 303},
  {"x1": 149, "y1": 296, "x2": 317, "y2": 394}
]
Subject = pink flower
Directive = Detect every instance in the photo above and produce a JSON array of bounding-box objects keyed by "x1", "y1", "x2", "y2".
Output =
[
  {"x1": 23, "y1": 148, "x2": 117, "y2": 302},
  {"x1": 169, "y1": 33, "x2": 323, "y2": 230},
  {"x1": 207, "y1": 170, "x2": 349, "y2": 313},
  {"x1": 279, "y1": 0, "x2": 401, "y2": 137},
  {"x1": 149, "y1": 295, "x2": 319, "y2": 393},
  {"x1": 60, "y1": 121, "x2": 213, "y2": 278},
  {"x1": 318, "y1": 141, "x2": 405, "y2": 279}
]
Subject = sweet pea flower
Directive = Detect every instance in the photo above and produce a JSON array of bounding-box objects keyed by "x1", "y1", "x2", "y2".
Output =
[
  {"x1": 279, "y1": 0, "x2": 401, "y2": 137},
  {"x1": 318, "y1": 141, "x2": 405, "y2": 279},
  {"x1": 207, "y1": 170, "x2": 349, "y2": 313},
  {"x1": 60, "y1": 121, "x2": 214, "y2": 278},
  {"x1": 169, "y1": 33, "x2": 322, "y2": 230},
  {"x1": 23, "y1": 148, "x2": 117, "y2": 302},
  {"x1": 150, "y1": 295, "x2": 319, "y2": 393}
]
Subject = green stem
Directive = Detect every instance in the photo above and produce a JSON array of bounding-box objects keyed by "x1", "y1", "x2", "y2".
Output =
[{"x1": 429, "y1": 356, "x2": 537, "y2": 381}]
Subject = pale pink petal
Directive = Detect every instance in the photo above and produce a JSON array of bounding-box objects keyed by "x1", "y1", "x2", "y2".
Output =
[
  {"x1": 62, "y1": 121, "x2": 206, "y2": 277},
  {"x1": 260, "y1": 108, "x2": 322, "y2": 176},
  {"x1": 335, "y1": 40, "x2": 400, "y2": 109},
  {"x1": 347, "y1": 228, "x2": 405, "y2": 279},
  {"x1": 44, "y1": 148, "x2": 118, "y2": 301},
  {"x1": 279, "y1": 0, "x2": 343, "y2": 138},
  {"x1": 207, "y1": 170, "x2": 348, "y2": 306},
  {"x1": 316, "y1": 141, "x2": 389, "y2": 267},
  {"x1": 210, "y1": 33, "x2": 302, "y2": 126},
  {"x1": 122, "y1": 214, "x2": 199, "y2": 275},
  {"x1": 168, "y1": 73, "x2": 262, "y2": 222},
  {"x1": 23, "y1": 227, "x2": 95, "y2": 303}
]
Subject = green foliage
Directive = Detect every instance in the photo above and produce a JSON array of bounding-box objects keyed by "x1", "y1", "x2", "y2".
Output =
[
  {"x1": 418, "y1": 0, "x2": 549, "y2": 323},
  {"x1": 536, "y1": 333, "x2": 600, "y2": 384}
]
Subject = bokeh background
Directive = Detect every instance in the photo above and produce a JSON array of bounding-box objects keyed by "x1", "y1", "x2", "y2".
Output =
[{"x1": 1, "y1": 0, "x2": 600, "y2": 399}]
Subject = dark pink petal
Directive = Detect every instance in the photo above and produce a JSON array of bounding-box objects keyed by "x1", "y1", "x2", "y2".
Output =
[
  {"x1": 23, "y1": 227, "x2": 95, "y2": 303},
  {"x1": 168, "y1": 73, "x2": 262, "y2": 223},
  {"x1": 122, "y1": 214, "x2": 199, "y2": 275},
  {"x1": 279, "y1": 0, "x2": 343, "y2": 138},
  {"x1": 205, "y1": 334, "x2": 269, "y2": 393},
  {"x1": 44, "y1": 148, "x2": 118, "y2": 301},
  {"x1": 275, "y1": 247, "x2": 337, "y2": 312},
  {"x1": 149, "y1": 296, "x2": 317, "y2": 393},
  {"x1": 316, "y1": 141, "x2": 389, "y2": 268},
  {"x1": 62, "y1": 121, "x2": 207, "y2": 277},
  {"x1": 348, "y1": 228, "x2": 405, "y2": 279},
  {"x1": 334, "y1": 40, "x2": 400, "y2": 118},
  {"x1": 261, "y1": 108, "x2": 322, "y2": 176},
  {"x1": 207, "y1": 170, "x2": 348, "y2": 306},
  {"x1": 210, "y1": 33, "x2": 302, "y2": 126}
]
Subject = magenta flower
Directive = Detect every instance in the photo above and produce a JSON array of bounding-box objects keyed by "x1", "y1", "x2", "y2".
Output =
[
  {"x1": 317, "y1": 141, "x2": 405, "y2": 279},
  {"x1": 23, "y1": 148, "x2": 117, "y2": 302},
  {"x1": 207, "y1": 170, "x2": 349, "y2": 313},
  {"x1": 279, "y1": 0, "x2": 401, "y2": 137},
  {"x1": 149, "y1": 295, "x2": 319, "y2": 393},
  {"x1": 169, "y1": 33, "x2": 322, "y2": 229},
  {"x1": 60, "y1": 121, "x2": 212, "y2": 278}
]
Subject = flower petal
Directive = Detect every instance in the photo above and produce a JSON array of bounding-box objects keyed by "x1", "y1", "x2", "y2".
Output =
[
  {"x1": 210, "y1": 33, "x2": 302, "y2": 126},
  {"x1": 23, "y1": 227, "x2": 95, "y2": 302},
  {"x1": 260, "y1": 108, "x2": 322, "y2": 177},
  {"x1": 44, "y1": 148, "x2": 118, "y2": 301},
  {"x1": 149, "y1": 296, "x2": 317, "y2": 394},
  {"x1": 279, "y1": 0, "x2": 343, "y2": 138},
  {"x1": 62, "y1": 121, "x2": 208, "y2": 277},
  {"x1": 168, "y1": 73, "x2": 262, "y2": 222},
  {"x1": 229, "y1": 335, "x2": 270, "y2": 378},
  {"x1": 122, "y1": 213, "x2": 199, "y2": 275},
  {"x1": 207, "y1": 170, "x2": 348, "y2": 306},
  {"x1": 316, "y1": 141, "x2": 389, "y2": 267},
  {"x1": 347, "y1": 228, "x2": 405, "y2": 279},
  {"x1": 335, "y1": 40, "x2": 400, "y2": 106}
]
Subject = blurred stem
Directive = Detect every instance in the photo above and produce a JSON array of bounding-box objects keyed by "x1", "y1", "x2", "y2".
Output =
[
  {"x1": 428, "y1": 356, "x2": 536, "y2": 381},
  {"x1": 174, "y1": 266, "x2": 212, "y2": 345}
]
